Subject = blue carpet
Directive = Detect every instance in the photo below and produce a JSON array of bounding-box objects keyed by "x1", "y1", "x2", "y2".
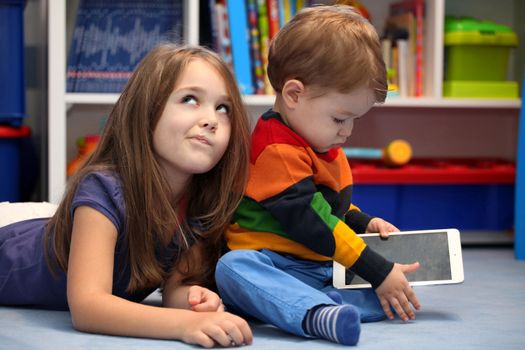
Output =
[{"x1": 1, "y1": 248, "x2": 524, "y2": 349}]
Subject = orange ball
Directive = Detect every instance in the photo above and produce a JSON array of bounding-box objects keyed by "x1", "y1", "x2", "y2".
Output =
[{"x1": 384, "y1": 139, "x2": 412, "y2": 166}]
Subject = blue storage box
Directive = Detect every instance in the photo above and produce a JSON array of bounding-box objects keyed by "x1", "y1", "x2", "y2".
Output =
[
  {"x1": 350, "y1": 159, "x2": 515, "y2": 231},
  {"x1": 0, "y1": 0, "x2": 26, "y2": 125},
  {"x1": 0, "y1": 125, "x2": 30, "y2": 201}
]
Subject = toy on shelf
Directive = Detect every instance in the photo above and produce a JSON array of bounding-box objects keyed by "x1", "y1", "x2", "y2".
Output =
[
  {"x1": 344, "y1": 139, "x2": 412, "y2": 166},
  {"x1": 66, "y1": 134, "x2": 100, "y2": 177},
  {"x1": 443, "y1": 17, "x2": 518, "y2": 98}
]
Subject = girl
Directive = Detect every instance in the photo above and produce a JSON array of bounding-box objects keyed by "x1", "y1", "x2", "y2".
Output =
[{"x1": 0, "y1": 44, "x2": 252, "y2": 348}]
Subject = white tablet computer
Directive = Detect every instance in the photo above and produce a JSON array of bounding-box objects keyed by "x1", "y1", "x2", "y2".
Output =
[{"x1": 333, "y1": 229, "x2": 464, "y2": 289}]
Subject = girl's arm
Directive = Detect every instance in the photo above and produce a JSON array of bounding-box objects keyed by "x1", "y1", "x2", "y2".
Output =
[
  {"x1": 162, "y1": 242, "x2": 224, "y2": 312},
  {"x1": 67, "y1": 206, "x2": 252, "y2": 347}
]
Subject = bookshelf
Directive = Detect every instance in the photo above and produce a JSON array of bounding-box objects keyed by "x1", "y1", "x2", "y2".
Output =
[{"x1": 48, "y1": 0, "x2": 522, "y2": 204}]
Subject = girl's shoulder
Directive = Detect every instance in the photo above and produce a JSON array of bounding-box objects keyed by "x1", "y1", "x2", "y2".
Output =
[
  {"x1": 72, "y1": 170, "x2": 126, "y2": 233},
  {"x1": 78, "y1": 169, "x2": 122, "y2": 191}
]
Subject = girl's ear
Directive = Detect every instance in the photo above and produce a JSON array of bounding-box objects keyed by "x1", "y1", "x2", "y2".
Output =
[{"x1": 281, "y1": 79, "x2": 305, "y2": 109}]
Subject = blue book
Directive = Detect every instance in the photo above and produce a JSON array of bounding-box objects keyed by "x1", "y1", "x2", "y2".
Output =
[
  {"x1": 278, "y1": 0, "x2": 285, "y2": 28},
  {"x1": 67, "y1": 0, "x2": 183, "y2": 93},
  {"x1": 227, "y1": 0, "x2": 254, "y2": 95}
]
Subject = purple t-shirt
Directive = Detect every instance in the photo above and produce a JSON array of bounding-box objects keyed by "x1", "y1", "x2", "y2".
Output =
[{"x1": 0, "y1": 171, "x2": 182, "y2": 310}]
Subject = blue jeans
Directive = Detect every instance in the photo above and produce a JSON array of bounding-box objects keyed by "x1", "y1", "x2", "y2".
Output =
[{"x1": 215, "y1": 249, "x2": 386, "y2": 337}]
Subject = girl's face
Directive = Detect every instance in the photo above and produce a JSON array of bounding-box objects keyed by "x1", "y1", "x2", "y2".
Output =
[{"x1": 153, "y1": 58, "x2": 232, "y2": 190}]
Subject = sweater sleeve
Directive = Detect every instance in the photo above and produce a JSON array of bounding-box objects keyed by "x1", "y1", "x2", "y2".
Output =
[{"x1": 345, "y1": 204, "x2": 374, "y2": 234}]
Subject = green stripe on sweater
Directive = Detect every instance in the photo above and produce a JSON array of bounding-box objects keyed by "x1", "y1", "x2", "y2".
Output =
[
  {"x1": 310, "y1": 192, "x2": 340, "y2": 232},
  {"x1": 234, "y1": 198, "x2": 290, "y2": 238}
]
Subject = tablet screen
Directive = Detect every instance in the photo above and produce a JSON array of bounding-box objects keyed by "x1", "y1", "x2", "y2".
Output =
[{"x1": 345, "y1": 231, "x2": 452, "y2": 285}]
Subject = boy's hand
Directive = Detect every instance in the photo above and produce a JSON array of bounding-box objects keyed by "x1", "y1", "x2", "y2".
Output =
[
  {"x1": 366, "y1": 217, "x2": 399, "y2": 239},
  {"x1": 375, "y1": 262, "x2": 421, "y2": 321},
  {"x1": 187, "y1": 285, "x2": 225, "y2": 312}
]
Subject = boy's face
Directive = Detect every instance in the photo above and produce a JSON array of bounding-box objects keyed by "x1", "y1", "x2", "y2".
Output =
[{"x1": 284, "y1": 86, "x2": 375, "y2": 153}]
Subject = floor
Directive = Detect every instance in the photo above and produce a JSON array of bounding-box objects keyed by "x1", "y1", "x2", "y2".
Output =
[{"x1": 1, "y1": 247, "x2": 524, "y2": 350}]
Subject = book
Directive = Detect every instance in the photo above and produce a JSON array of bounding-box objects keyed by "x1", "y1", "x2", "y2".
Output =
[
  {"x1": 278, "y1": 0, "x2": 285, "y2": 28},
  {"x1": 396, "y1": 38, "x2": 409, "y2": 97},
  {"x1": 386, "y1": 11, "x2": 416, "y2": 96},
  {"x1": 213, "y1": 1, "x2": 233, "y2": 70},
  {"x1": 66, "y1": 0, "x2": 183, "y2": 93},
  {"x1": 247, "y1": 0, "x2": 265, "y2": 94},
  {"x1": 257, "y1": 0, "x2": 273, "y2": 94},
  {"x1": 267, "y1": 0, "x2": 280, "y2": 39},
  {"x1": 283, "y1": 0, "x2": 292, "y2": 23},
  {"x1": 414, "y1": 0, "x2": 424, "y2": 97},
  {"x1": 227, "y1": 0, "x2": 254, "y2": 94},
  {"x1": 296, "y1": 0, "x2": 306, "y2": 12}
]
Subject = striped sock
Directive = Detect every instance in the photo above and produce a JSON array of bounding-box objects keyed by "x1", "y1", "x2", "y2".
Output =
[{"x1": 303, "y1": 304, "x2": 360, "y2": 346}]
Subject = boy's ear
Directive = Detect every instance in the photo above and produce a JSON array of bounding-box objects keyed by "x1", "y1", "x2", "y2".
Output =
[{"x1": 281, "y1": 79, "x2": 305, "y2": 109}]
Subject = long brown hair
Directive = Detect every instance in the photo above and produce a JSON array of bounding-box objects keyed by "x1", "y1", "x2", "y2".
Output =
[
  {"x1": 267, "y1": 5, "x2": 387, "y2": 103},
  {"x1": 45, "y1": 44, "x2": 250, "y2": 291}
]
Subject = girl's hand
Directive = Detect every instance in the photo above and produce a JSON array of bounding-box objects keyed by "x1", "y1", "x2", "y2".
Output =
[
  {"x1": 182, "y1": 311, "x2": 253, "y2": 348},
  {"x1": 375, "y1": 262, "x2": 421, "y2": 321},
  {"x1": 187, "y1": 285, "x2": 225, "y2": 312},
  {"x1": 366, "y1": 217, "x2": 399, "y2": 239}
]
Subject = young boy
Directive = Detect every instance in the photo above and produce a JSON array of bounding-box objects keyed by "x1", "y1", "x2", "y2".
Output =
[{"x1": 215, "y1": 5, "x2": 420, "y2": 346}]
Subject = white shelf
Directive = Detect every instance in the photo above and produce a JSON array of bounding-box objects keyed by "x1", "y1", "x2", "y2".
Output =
[
  {"x1": 65, "y1": 92, "x2": 521, "y2": 110},
  {"x1": 65, "y1": 93, "x2": 120, "y2": 105},
  {"x1": 380, "y1": 97, "x2": 521, "y2": 109}
]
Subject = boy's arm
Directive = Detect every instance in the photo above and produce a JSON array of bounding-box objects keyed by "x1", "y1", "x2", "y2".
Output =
[{"x1": 345, "y1": 204, "x2": 373, "y2": 233}]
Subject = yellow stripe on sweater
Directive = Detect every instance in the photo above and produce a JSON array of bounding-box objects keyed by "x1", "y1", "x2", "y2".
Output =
[
  {"x1": 226, "y1": 223, "x2": 331, "y2": 262},
  {"x1": 332, "y1": 220, "x2": 367, "y2": 267}
]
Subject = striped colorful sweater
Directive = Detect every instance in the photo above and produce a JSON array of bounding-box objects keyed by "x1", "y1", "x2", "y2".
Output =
[{"x1": 226, "y1": 110, "x2": 393, "y2": 288}]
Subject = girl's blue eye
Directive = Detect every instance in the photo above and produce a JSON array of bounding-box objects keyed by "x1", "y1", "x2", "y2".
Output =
[
  {"x1": 182, "y1": 95, "x2": 198, "y2": 105},
  {"x1": 332, "y1": 117, "x2": 345, "y2": 125}
]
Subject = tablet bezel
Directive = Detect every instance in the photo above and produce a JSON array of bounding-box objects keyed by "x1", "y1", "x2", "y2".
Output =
[{"x1": 333, "y1": 228, "x2": 464, "y2": 289}]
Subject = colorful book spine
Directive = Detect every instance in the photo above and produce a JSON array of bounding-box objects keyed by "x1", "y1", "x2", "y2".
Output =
[
  {"x1": 283, "y1": 0, "x2": 292, "y2": 23},
  {"x1": 278, "y1": 0, "x2": 285, "y2": 28},
  {"x1": 414, "y1": 0, "x2": 424, "y2": 97},
  {"x1": 227, "y1": 0, "x2": 254, "y2": 94},
  {"x1": 295, "y1": 0, "x2": 305, "y2": 12},
  {"x1": 247, "y1": 0, "x2": 265, "y2": 94},
  {"x1": 267, "y1": 0, "x2": 280, "y2": 39},
  {"x1": 214, "y1": 1, "x2": 233, "y2": 70},
  {"x1": 289, "y1": 0, "x2": 296, "y2": 17},
  {"x1": 257, "y1": 0, "x2": 273, "y2": 94}
]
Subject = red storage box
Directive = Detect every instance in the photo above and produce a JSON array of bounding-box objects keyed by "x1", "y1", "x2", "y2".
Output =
[{"x1": 350, "y1": 159, "x2": 515, "y2": 231}]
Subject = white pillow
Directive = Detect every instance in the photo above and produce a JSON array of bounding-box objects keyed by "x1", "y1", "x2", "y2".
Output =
[{"x1": 0, "y1": 202, "x2": 59, "y2": 228}]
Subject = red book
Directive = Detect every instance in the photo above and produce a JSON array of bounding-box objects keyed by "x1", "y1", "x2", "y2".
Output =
[{"x1": 267, "y1": 0, "x2": 280, "y2": 39}]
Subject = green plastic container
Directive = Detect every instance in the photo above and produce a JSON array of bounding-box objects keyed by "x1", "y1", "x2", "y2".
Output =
[
  {"x1": 443, "y1": 81, "x2": 518, "y2": 99},
  {"x1": 444, "y1": 17, "x2": 517, "y2": 81},
  {"x1": 443, "y1": 17, "x2": 518, "y2": 98}
]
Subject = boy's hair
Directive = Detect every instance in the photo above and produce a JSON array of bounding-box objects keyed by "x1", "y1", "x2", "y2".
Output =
[
  {"x1": 45, "y1": 44, "x2": 251, "y2": 291},
  {"x1": 267, "y1": 5, "x2": 387, "y2": 102}
]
